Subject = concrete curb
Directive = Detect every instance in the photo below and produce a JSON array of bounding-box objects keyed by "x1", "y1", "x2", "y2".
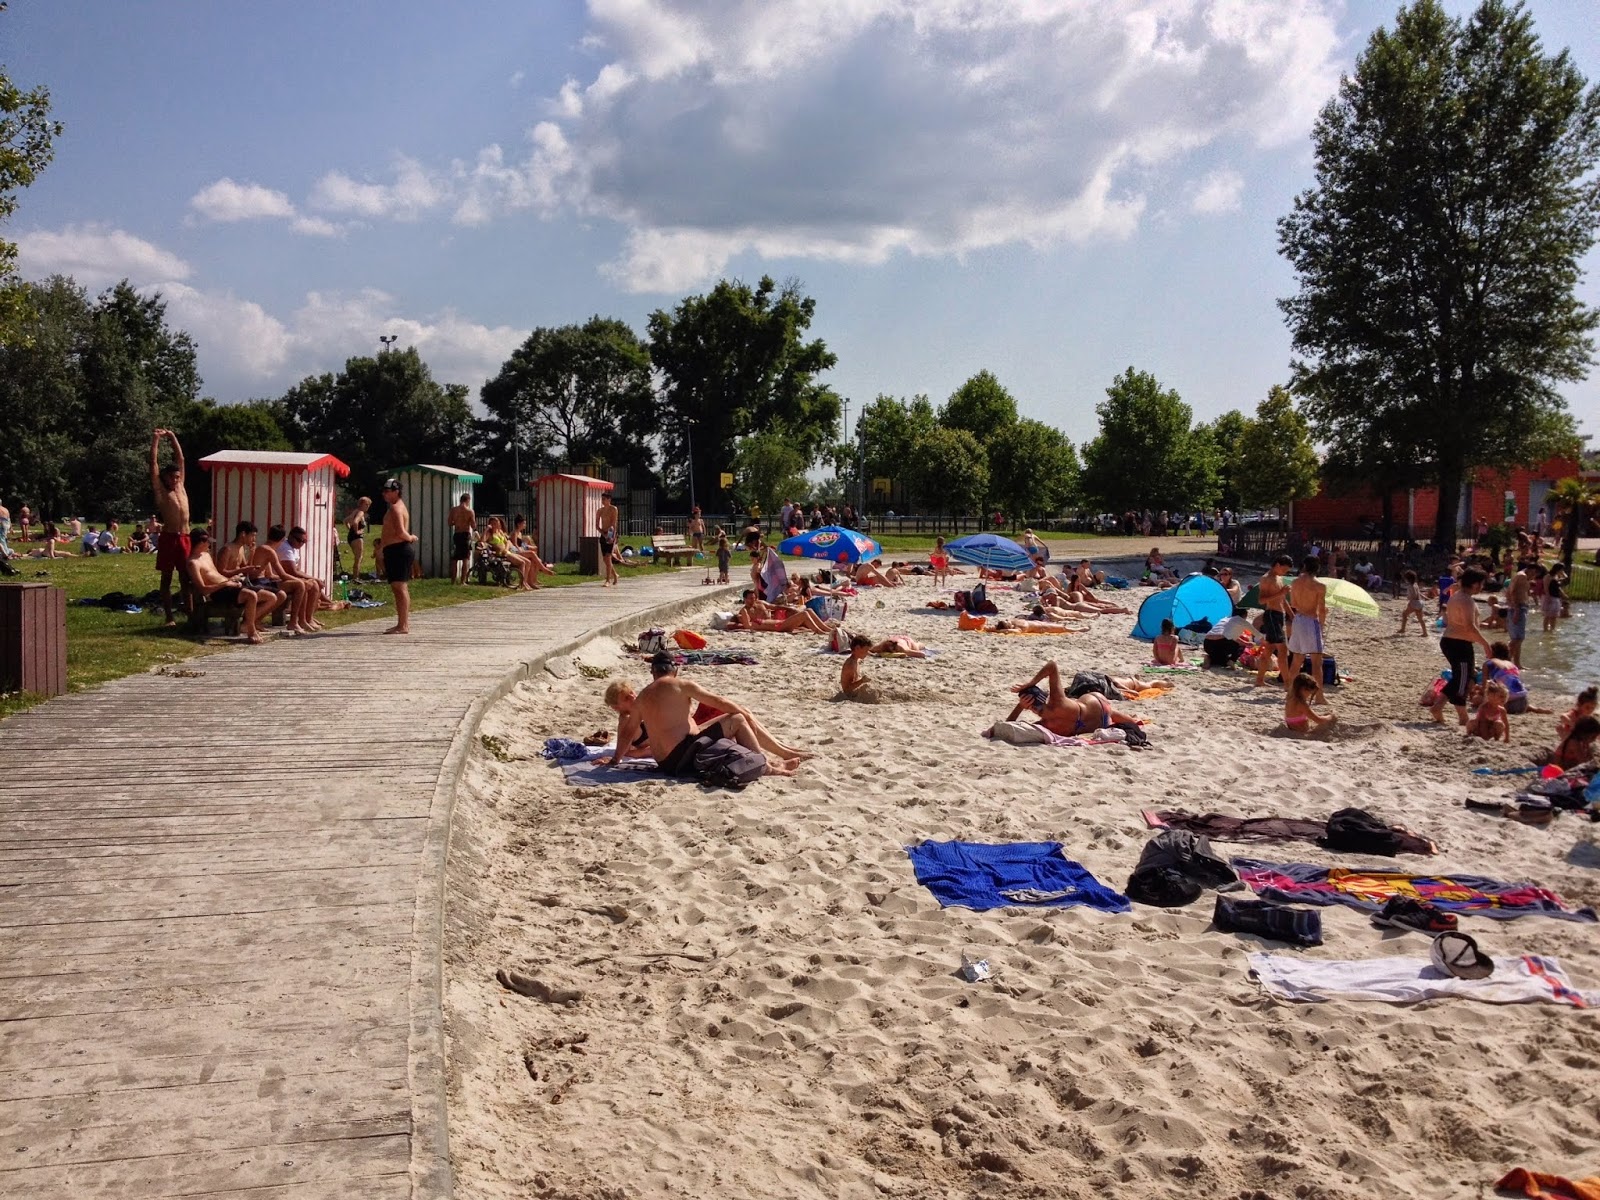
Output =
[{"x1": 407, "y1": 582, "x2": 742, "y2": 1200}]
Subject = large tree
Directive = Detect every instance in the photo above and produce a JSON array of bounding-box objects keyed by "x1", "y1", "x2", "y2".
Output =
[
  {"x1": 1080, "y1": 367, "x2": 1217, "y2": 514},
  {"x1": 648, "y1": 276, "x2": 840, "y2": 507},
  {"x1": 733, "y1": 430, "x2": 811, "y2": 515},
  {"x1": 856, "y1": 393, "x2": 936, "y2": 509},
  {"x1": 1279, "y1": 0, "x2": 1600, "y2": 547},
  {"x1": 986, "y1": 418, "x2": 1079, "y2": 525},
  {"x1": 939, "y1": 370, "x2": 1018, "y2": 441},
  {"x1": 0, "y1": 11, "x2": 64, "y2": 342},
  {"x1": 1234, "y1": 386, "x2": 1322, "y2": 514},
  {"x1": 1195, "y1": 409, "x2": 1250, "y2": 515},
  {"x1": 905, "y1": 427, "x2": 988, "y2": 515},
  {"x1": 478, "y1": 317, "x2": 656, "y2": 490},
  {"x1": 0, "y1": 275, "x2": 90, "y2": 515}
]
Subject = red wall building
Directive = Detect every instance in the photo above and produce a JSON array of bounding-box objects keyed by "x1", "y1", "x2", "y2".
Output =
[{"x1": 1291, "y1": 455, "x2": 1581, "y2": 539}]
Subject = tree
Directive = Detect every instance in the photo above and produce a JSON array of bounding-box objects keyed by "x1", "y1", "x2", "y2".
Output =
[
  {"x1": 0, "y1": 276, "x2": 90, "y2": 515},
  {"x1": 939, "y1": 371, "x2": 1018, "y2": 441},
  {"x1": 906, "y1": 427, "x2": 988, "y2": 515},
  {"x1": 1279, "y1": 0, "x2": 1600, "y2": 548},
  {"x1": 1550, "y1": 475, "x2": 1598, "y2": 570},
  {"x1": 1080, "y1": 367, "x2": 1217, "y2": 513},
  {"x1": 478, "y1": 317, "x2": 656, "y2": 490},
  {"x1": 648, "y1": 276, "x2": 840, "y2": 506},
  {"x1": 1234, "y1": 386, "x2": 1322, "y2": 514},
  {"x1": 275, "y1": 346, "x2": 476, "y2": 498},
  {"x1": 986, "y1": 418, "x2": 1079, "y2": 525},
  {"x1": 0, "y1": 11, "x2": 64, "y2": 342},
  {"x1": 733, "y1": 430, "x2": 811, "y2": 515},
  {"x1": 856, "y1": 393, "x2": 936, "y2": 509},
  {"x1": 1196, "y1": 409, "x2": 1250, "y2": 514},
  {"x1": 174, "y1": 399, "x2": 291, "y2": 521}
]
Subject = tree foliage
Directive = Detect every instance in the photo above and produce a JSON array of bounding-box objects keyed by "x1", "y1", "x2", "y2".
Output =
[
  {"x1": 648, "y1": 276, "x2": 840, "y2": 506},
  {"x1": 274, "y1": 347, "x2": 476, "y2": 499},
  {"x1": 733, "y1": 430, "x2": 811, "y2": 515},
  {"x1": 905, "y1": 427, "x2": 989, "y2": 515},
  {"x1": 1278, "y1": 0, "x2": 1600, "y2": 546},
  {"x1": 1234, "y1": 386, "x2": 1322, "y2": 513},
  {"x1": 857, "y1": 393, "x2": 936, "y2": 506},
  {"x1": 478, "y1": 317, "x2": 656, "y2": 489},
  {"x1": 0, "y1": 12, "x2": 64, "y2": 342},
  {"x1": 1080, "y1": 367, "x2": 1217, "y2": 513},
  {"x1": 175, "y1": 399, "x2": 291, "y2": 521},
  {"x1": 939, "y1": 370, "x2": 1018, "y2": 441},
  {"x1": 987, "y1": 418, "x2": 1080, "y2": 524},
  {"x1": 1196, "y1": 409, "x2": 1250, "y2": 513}
]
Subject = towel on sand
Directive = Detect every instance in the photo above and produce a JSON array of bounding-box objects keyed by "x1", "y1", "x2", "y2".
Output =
[
  {"x1": 555, "y1": 744, "x2": 687, "y2": 787},
  {"x1": 1496, "y1": 1168, "x2": 1600, "y2": 1200},
  {"x1": 906, "y1": 840, "x2": 1130, "y2": 913},
  {"x1": 1234, "y1": 858, "x2": 1597, "y2": 923},
  {"x1": 1249, "y1": 953, "x2": 1595, "y2": 1007}
]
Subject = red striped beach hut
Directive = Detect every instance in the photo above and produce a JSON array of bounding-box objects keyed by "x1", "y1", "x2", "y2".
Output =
[
  {"x1": 199, "y1": 450, "x2": 351, "y2": 589},
  {"x1": 536, "y1": 473, "x2": 612, "y2": 566}
]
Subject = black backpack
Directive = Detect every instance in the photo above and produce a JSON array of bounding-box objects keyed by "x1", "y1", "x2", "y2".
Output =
[
  {"x1": 692, "y1": 738, "x2": 767, "y2": 789},
  {"x1": 1125, "y1": 830, "x2": 1237, "y2": 907}
]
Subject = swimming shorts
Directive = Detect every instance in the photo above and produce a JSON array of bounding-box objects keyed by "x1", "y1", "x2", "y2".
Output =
[
  {"x1": 1287, "y1": 616, "x2": 1323, "y2": 655},
  {"x1": 211, "y1": 585, "x2": 243, "y2": 607},
  {"x1": 661, "y1": 721, "x2": 724, "y2": 775},
  {"x1": 1261, "y1": 609, "x2": 1286, "y2": 645},
  {"x1": 1507, "y1": 604, "x2": 1528, "y2": 642},
  {"x1": 451, "y1": 530, "x2": 471, "y2": 561},
  {"x1": 156, "y1": 531, "x2": 191, "y2": 573},
  {"x1": 382, "y1": 541, "x2": 417, "y2": 584}
]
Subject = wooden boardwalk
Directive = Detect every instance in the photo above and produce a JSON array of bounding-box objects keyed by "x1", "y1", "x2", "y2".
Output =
[{"x1": 0, "y1": 575, "x2": 731, "y2": 1199}]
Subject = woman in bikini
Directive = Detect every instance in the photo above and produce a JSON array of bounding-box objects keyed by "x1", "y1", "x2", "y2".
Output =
[
  {"x1": 345, "y1": 497, "x2": 372, "y2": 578},
  {"x1": 1005, "y1": 660, "x2": 1138, "y2": 734}
]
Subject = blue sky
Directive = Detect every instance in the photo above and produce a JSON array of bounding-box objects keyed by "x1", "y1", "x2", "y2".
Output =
[{"x1": 9, "y1": 0, "x2": 1598, "y2": 448}]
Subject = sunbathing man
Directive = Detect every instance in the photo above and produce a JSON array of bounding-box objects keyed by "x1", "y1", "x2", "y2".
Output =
[
  {"x1": 1005, "y1": 660, "x2": 1140, "y2": 734},
  {"x1": 606, "y1": 654, "x2": 801, "y2": 774},
  {"x1": 186, "y1": 529, "x2": 270, "y2": 644},
  {"x1": 852, "y1": 558, "x2": 902, "y2": 587}
]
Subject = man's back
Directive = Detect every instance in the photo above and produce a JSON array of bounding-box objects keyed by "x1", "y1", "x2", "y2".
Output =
[
  {"x1": 1290, "y1": 574, "x2": 1325, "y2": 615},
  {"x1": 450, "y1": 503, "x2": 474, "y2": 532},
  {"x1": 635, "y1": 677, "x2": 695, "y2": 760}
]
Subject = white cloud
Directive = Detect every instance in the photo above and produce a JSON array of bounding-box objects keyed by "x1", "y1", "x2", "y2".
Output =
[
  {"x1": 1190, "y1": 168, "x2": 1245, "y2": 214},
  {"x1": 509, "y1": 69, "x2": 526, "y2": 88},
  {"x1": 288, "y1": 215, "x2": 346, "y2": 238},
  {"x1": 15, "y1": 223, "x2": 192, "y2": 287},
  {"x1": 188, "y1": 178, "x2": 296, "y2": 223},
  {"x1": 309, "y1": 155, "x2": 449, "y2": 221}
]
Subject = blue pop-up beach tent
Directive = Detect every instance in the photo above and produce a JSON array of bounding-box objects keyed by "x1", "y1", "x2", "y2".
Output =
[{"x1": 1130, "y1": 575, "x2": 1233, "y2": 640}]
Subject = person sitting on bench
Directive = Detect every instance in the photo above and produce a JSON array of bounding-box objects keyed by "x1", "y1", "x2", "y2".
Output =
[{"x1": 186, "y1": 529, "x2": 271, "y2": 644}]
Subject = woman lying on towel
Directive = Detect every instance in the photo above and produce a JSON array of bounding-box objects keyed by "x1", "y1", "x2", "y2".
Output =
[
  {"x1": 1005, "y1": 661, "x2": 1140, "y2": 735},
  {"x1": 850, "y1": 559, "x2": 903, "y2": 587},
  {"x1": 991, "y1": 617, "x2": 1079, "y2": 634}
]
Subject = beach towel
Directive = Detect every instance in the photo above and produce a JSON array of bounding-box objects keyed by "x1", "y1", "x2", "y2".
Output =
[
  {"x1": 906, "y1": 840, "x2": 1130, "y2": 913},
  {"x1": 1248, "y1": 952, "x2": 1596, "y2": 1007},
  {"x1": 555, "y1": 744, "x2": 686, "y2": 787},
  {"x1": 1148, "y1": 811, "x2": 1436, "y2": 855},
  {"x1": 1233, "y1": 858, "x2": 1598, "y2": 923},
  {"x1": 635, "y1": 648, "x2": 758, "y2": 666},
  {"x1": 760, "y1": 547, "x2": 788, "y2": 603},
  {"x1": 1496, "y1": 1168, "x2": 1600, "y2": 1200}
]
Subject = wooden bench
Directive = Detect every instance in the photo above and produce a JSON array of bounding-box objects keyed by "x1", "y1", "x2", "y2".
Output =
[{"x1": 650, "y1": 534, "x2": 697, "y2": 566}]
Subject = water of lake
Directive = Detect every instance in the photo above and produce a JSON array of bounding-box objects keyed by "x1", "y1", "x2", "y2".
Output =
[{"x1": 1518, "y1": 602, "x2": 1598, "y2": 698}]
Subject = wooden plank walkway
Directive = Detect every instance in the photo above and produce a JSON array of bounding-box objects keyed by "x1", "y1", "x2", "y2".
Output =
[{"x1": 0, "y1": 575, "x2": 731, "y2": 1200}]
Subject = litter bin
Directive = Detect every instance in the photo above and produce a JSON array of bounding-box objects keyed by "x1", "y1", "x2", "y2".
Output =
[
  {"x1": 579, "y1": 535, "x2": 602, "y2": 575},
  {"x1": 0, "y1": 583, "x2": 67, "y2": 699}
]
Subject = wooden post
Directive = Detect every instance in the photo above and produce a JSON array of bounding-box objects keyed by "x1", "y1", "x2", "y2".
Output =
[{"x1": 0, "y1": 583, "x2": 67, "y2": 698}]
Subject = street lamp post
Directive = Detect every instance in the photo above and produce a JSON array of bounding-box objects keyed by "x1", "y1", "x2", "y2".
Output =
[{"x1": 378, "y1": 334, "x2": 397, "y2": 354}]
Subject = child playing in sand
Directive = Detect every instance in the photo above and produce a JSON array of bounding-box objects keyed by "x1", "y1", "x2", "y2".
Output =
[
  {"x1": 715, "y1": 532, "x2": 731, "y2": 584},
  {"x1": 1153, "y1": 618, "x2": 1184, "y2": 666},
  {"x1": 1283, "y1": 674, "x2": 1337, "y2": 734},
  {"x1": 930, "y1": 536, "x2": 950, "y2": 588},
  {"x1": 1397, "y1": 570, "x2": 1429, "y2": 636},
  {"x1": 1557, "y1": 687, "x2": 1597, "y2": 738},
  {"x1": 1547, "y1": 716, "x2": 1600, "y2": 770},
  {"x1": 1466, "y1": 679, "x2": 1511, "y2": 743},
  {"x1": 839, "y1": 634, "x2": 881, "y2": 703}
]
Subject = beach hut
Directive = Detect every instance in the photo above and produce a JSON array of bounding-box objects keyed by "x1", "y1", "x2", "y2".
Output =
[
  {"x1": 200, "y1": 450, "x2": 350, "y2": 589},
  {"x1": 389, "y1": 464, "x2": 483, "y2": 578},
  {"x1": 1130, "y1": 575, "x2": 1233, "y2": 641},
  {"x1": 536, "y1": 473, "x2": 613, "y2": 567}
]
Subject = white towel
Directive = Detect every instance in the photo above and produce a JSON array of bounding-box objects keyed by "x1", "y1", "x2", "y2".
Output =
[{"x1": 1248, "y1": 953, "x2": 1595, "y2": 1007}]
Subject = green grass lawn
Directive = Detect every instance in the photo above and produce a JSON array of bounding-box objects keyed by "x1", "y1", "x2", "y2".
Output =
[{"x1": 0, "y1": 549, "x2": 681, "y2": 720}]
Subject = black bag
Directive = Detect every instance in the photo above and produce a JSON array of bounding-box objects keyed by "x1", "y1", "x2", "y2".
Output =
[
  {"x1": 692, "y1": 737, "x2": 767, "y2": 789},
  {"x1": 1319, "y1": 807, "x2": 1404, "y2": 856},
  {"x1": 1067, "y1": 671, "x2": 1123, "y2": 701},
  {"x1": 1125, "y1": 830, "x2": 1236, "y2": 907}
]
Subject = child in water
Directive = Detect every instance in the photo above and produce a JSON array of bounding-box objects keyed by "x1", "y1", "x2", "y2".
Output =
[
  {"x1": 1153, "y1": 618, "x2": 1184, "y2": 666},
  {"x1": 1283, "y1": 673, "x2": 1337, "y2": 735},
  {"x1": 1466, "y1": 679, "x2": 1511, "y2": 743}
]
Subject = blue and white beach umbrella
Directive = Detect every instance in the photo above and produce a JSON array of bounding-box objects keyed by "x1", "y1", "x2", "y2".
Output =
[
  {"x1": 777, "y1": 525, "x2": 882, "y2": 564},
  {"x1": 945, "y1": 533, "x2": 1034, "y2": 572}
]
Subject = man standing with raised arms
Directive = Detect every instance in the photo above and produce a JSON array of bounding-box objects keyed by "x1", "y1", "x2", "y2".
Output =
[
  {"x1": 596, "y1": 491, "x2": 619, "y2": 588},
  {"x1": 1252, "y1": 555, "x2": 1293, "y2": 688},
  {"x1": 378, "y1": 478, "x2": 418, "y2": 634},
  {"x1": 150, "y1": 428, "x2": 191, "y2": 626}
]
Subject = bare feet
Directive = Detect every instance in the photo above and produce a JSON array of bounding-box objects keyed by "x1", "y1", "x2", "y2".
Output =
[
  {"x1": 766, "y1": 756, "x2": 801, "y2": 775},
  {"x1": 245, "y1": 634, "x2": 263, "y2": 645},
  {"x1": 383, "y1": 625, "x2": 410, "y2": 635}
]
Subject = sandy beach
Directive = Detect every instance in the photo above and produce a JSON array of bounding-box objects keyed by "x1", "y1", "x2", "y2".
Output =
[{"x1": 442, "y1": 561, "x2": 1599, "y2": 1200}]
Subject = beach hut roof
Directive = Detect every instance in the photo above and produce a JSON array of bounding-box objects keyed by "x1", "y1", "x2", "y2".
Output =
[
  {"x1": 199, "y1": 450, "x2": 352, "y2": 477},
  {"x1": 390, "y1": 464, "x2": 485, "y2": 483},
  {"x1": 535, "y1": 473, "x2": 614, "y2": 491},
  {"x1": 1129, "y1": 574, "x2": 1233, "y2": 641}
]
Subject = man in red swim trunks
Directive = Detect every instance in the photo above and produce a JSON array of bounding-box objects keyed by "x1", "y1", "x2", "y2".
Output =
[{"x1": 150, "y1": 428, "x2": 191, "y2": 626}]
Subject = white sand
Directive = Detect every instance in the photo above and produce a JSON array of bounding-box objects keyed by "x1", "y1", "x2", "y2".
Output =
[{"x1": 443, "y1": 569, "x2": 1600, "y2": 1199}]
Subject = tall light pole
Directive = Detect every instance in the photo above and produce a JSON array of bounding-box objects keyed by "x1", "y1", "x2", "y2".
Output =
[{"x1": 378, "y1": 334, "x2": 397, "y2": 354}]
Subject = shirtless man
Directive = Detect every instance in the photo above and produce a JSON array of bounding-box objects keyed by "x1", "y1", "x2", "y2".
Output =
[
  {"x1": 150, "y1": 429, "x2": 192, "y2": 625},
  {"x1": 596, "y1": 493, "x2": 619, "y2": 587},
  {"x1": 603, "y1": 674, "x2": 807, "y2": 768},
  {"x1": 448, "y1": 493, "x2": 475, "y2": 585},
  {"x1": 1504, "y1": 560, "x2": 1532, "y2": 667},
  {"x1": 216, "y1": 522, "x2": 288, "y2": 628},
  {"x1": 1005, "y1": 660, "x2": 1138, "y2": 734},
  {"x1": 610, "y1": 653, "x2": 800, "y2": 774},
  {"x1": 378, "y1": 478, "x2": 418, "y2": 634},
  {"x1": 185, "y1": 529, "x2": 269, "y2": 644},
  {"x1": 1286, "y1": 556, "x2": 1329, "y2": 699},
  {"x1": 1431, "y1": 567, "x2": 1492, "y2": 727},
  {"x1": 1253, "y1": 555, "x2": 1294, "y2": 688}
]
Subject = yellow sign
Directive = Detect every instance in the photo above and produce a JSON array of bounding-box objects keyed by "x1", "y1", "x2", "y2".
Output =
[
  {"x1": 872, "y1": 477, "x2": 891, "y2": 496},
  {"x1": 719, "y1": 472, "x2": 734, "y2": 488}
]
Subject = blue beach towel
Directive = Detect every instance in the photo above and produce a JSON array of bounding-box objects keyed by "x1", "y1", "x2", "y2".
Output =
[{"x1": 906, "y1": 840, "x2": 1130, "y2": 913}]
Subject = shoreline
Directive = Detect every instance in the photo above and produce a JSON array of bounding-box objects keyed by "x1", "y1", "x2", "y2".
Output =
[{"x1": 442, "y1": 571, "x2": 1597, "y2": 1199}]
